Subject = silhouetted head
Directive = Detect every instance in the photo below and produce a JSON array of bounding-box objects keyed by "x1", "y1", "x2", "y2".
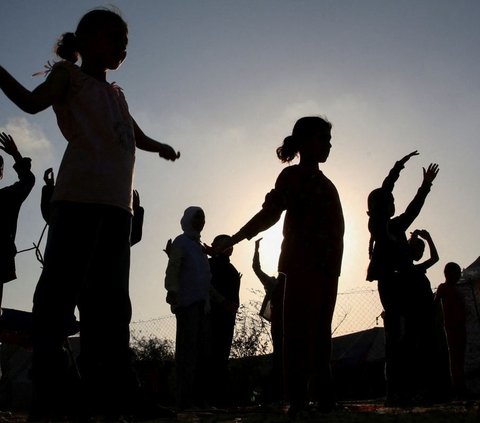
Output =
[
  {"x1": 444, "y1": 262, "x2": 461, "y2": 285},
  {"x1": 180, "y1": 206, "x2": 205, "y2": 239},
  {"x1": 367, "y1": 188, "x2": 395, "y2": 219},
  {"x1": 56, "y1": 8, "x2": 128, "y2": 69},
  {"x1": 409, "y1": 236, "x2": 425, "y2": 261},
  {"x1": 277, "y1": 116, "x2": 332, "y2": 163},
  {"x1": 0, "y1": 155, "x2": 3, "y2": 180},
  {"x1": 212, "y1": 234, "x2": 233, "y2": 257}
]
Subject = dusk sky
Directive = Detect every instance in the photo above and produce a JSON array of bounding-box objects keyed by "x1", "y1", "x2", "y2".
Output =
[{"x1": 1, "y1": 0, "x2": 479, "y2": 322}]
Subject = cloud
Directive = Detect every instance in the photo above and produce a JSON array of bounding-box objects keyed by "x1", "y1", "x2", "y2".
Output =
[{"x1": 0, "y1": 117, "x2": 54, "y2": 168}]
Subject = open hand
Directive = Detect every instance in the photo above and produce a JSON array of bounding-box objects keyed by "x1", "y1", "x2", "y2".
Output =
[
  {"x1": 163, "y1": 238, "x2": 172, "y2": 257},
  {"x1": 0, "y1": 132, "x2": 21, "y2": 160},
  {"x1": 423, "y1": 163, "x2": 439, "y2": 184}
]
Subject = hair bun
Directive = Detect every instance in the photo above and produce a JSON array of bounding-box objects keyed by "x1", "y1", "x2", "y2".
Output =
[{"x1": 55, "y1": 32, "x2": 79, "y2": 63}]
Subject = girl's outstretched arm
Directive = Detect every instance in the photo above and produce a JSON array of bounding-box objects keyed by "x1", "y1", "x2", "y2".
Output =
[
  {"x1": 381, "y1": 150, "x2": 419, "y2": 192},
  {"x1": 132, "y1": 118, "x2": 180, "y2": 161},
  {"x1": 0, "y1": 65, "x2": 68, "y2": 114},
  {"x1": 414, "y1": 229, "x2": 439, "y2": 271}
]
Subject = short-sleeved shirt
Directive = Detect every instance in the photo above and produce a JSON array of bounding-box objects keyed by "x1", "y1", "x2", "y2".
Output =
[
  {"x1": 238, "y1": 165, "x2": 344, "y2": 277},
  {"x1": 51, "y1": 61, "x2": 136, "y2": 213}
]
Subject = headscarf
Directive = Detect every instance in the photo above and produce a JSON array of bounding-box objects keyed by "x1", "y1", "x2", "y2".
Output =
[{"x1": 180, "y1": 206, "x2": 204, "y2": 241}]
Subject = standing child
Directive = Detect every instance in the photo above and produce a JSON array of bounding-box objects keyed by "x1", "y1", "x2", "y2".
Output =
[
  {"x1": 0, "y1": 8, "x2": 179, "y2": 420},
  {"x1": 215, "y1": 116, "x2": 344, "y2": 415},
  {"x1": 165, "y1": 207, "x2": 211, "y2": 411},
  {"x1": 208, "y1": 234, "x2": 241, "y2": 407},
  {"x1": 435, "y1": 262, "x2": 469, "y2": 398},
  {"x1": 0, "y1": 133, "x2": 35, "y2": 310},
  {"x1": 366, "y1": 152, "x2": 439, "y2": 406},
  {"x1": 406, "y1": 229, "x2": 450, "y2": 402}
]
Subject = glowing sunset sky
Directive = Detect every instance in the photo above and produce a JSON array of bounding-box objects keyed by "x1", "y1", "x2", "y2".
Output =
[{"x1": 1, "y1": 0, "x2": 479, "y2": 321}]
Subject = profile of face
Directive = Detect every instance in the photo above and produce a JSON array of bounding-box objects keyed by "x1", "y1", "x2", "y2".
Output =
[
  {"x1": 302, "y1": 128, "x2": 332, "y2": 163},
  {"x1": 84, "y1": 20, "x2": 128, "y2": 70},
  {"x1": 190, "y1": 209, "x2": 206, "y2": 233}
]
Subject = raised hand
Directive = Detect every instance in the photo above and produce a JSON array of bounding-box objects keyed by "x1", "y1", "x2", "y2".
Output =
[
  {"x1": 423, "y1": 163, "x2": 439, "y2": 184},
  {"x1": 0, "y1": 132, "x2": 21, "y2": 161},
  {"x1": 163, "y1": 238, "x2": 172, "y2": 257},
  {"x1": 43, "y1": 168, "x2": 55, "y2": 186},
  {"x1": 398, "y1": 150, "x2": 419, "y2": 166},
  {"x1": 132, "y1": 189, "x2": 140, "y2": 209}
]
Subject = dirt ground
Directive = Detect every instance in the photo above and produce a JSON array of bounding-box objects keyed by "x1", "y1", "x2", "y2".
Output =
[
  {"x1": 3, "y1": 399, "x2": 479, "y2": 423},
  {"x1": 0, "y1": 399, "x2": 479, "y2": 423}
]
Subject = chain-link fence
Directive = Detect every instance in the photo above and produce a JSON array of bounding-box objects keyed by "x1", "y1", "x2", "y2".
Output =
[{"x1": 130, "y1": 287, "x2": 384, "y2": 348}]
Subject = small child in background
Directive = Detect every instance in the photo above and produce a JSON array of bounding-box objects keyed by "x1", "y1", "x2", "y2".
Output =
[
  {"x1": 252, "y1": 238, "x2": 284, "y2": 403},
  {"x1": 165, "y1": 206, "x2": 211, "y2": 410},
  {"x1": 406, "y1": 230, "x2": 450, "y2": 402},
  {"x1": 0, "y1": 133, "x2": 35, "y2": 311},
  {"x1": 435, "y1": 262, "x2": 468, "y2": 398},
  {"x1": 208, "y1": 234, "x2": 241, "y2": 407}
]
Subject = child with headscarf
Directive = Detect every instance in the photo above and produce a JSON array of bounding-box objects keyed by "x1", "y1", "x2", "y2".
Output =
[{"x1": 164, "y1": 206, "x2": 211, "y2": 410}]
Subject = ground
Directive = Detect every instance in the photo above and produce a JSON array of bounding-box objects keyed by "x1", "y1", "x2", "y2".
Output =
[{"x1": 4, "y1": 399, "x2": 479, "y2": 423}]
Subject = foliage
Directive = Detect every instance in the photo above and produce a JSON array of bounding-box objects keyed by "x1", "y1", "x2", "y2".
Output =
[
  {"x1": 230, "y1": 290, "x2": 273, "y2": 359},
  {"x1": 131, "y1": 336, "x2": 174, "y2": 364}
]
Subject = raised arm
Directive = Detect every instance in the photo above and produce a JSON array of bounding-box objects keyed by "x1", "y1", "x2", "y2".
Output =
[
  {"x1": 252, "y1": 238, "x2": 276, "y2": 289},
  {"x1": 381, "y1": 150, "x2": 419, "y2": 193},
  {"x1": 0, "y1": 132, "x2": 35, "y2": 199},
  {"x1": 414, "y1": 229, "x2": 439, "y2": 271},
  {"x1": 132, "y1": 118, "x2": 180, "y2": 161},
  {"x1": 400, "y1": 163, "x2": 439, "y2": 229},
  {"x1": 0, "y1": 65, "x2": 69, "y2": 114}
]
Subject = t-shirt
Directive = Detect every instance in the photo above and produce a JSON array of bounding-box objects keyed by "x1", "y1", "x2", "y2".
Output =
[{"x1": 51, "y1": 61, "x2": 136, "y2": 213}]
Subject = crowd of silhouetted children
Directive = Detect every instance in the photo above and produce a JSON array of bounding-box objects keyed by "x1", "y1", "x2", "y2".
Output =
[{"x1": 0, "y1": 6, "x2": 476, "y2": 422}]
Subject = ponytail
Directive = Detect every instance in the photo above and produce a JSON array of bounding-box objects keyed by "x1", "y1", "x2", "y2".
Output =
[
  {"x1": 277, "y1": 135, "x2": 300, "y2": 163},
  {"x1": 277, "y1": 115, "x2": 332, "y2": 163},
  {"x1": 55, "y1": 32, "x2": 79, "y2": 63}
]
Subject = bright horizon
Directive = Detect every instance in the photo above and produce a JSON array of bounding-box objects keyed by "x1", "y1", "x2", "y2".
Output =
[{"x1": 1, "y1": 0, "x2": 479, "y2": 324}]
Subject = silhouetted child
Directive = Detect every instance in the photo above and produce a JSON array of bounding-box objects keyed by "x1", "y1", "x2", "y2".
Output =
[
  {"x1": 207, "y1": 234, "x2": 241, "y2": 407},
  {"x1": 165, "y1": 207, "x2": 211, "y2": 410},
  {"x1": 0, "y1": 8, "x2": 179, "y2": 420},
  {"x1": 406, "y1": 230, "x2": 450, "y2": 401},
  {"x1": 0, "y1": 132, "x2": 35, "y2": 311},
  {"x1": 252, "y1": 238, "x2": 284, "y2": 403},
  {"x1": 407, "y1": 229, "x2": 438, "y2": 343},
  {"x1": 367, "y1": 151, "x2": 439, "y2": 406},
  {"x1": 215, "y1": 116, "x2": 344, "y2": 415},
  {"x1": 435, "y1": 262, "x2": 468, "y2": 398}
]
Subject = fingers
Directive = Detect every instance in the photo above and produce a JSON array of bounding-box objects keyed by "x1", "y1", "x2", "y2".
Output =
[
  {"x1": 43, "y1": 168, "x2": 54, "y2": 184},
  {"x1": 159, "y1": 146, "x2": 181, "y2": 161}
]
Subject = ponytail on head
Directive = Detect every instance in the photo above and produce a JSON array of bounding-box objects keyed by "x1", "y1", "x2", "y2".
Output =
[
  {"x1": 54, "y1": 8, "x2": 127, "y2": 64},
  {"x1": 277, "y1": 135, "x2": 300, "y2": 163},
  {"x1": 55, "y1": 32, "x2": 79, "y2": 63},
  {"x1": 277, "y1": 115, "x2": 332, "y2": 163}
]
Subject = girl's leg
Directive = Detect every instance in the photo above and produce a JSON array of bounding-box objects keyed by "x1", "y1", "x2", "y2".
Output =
[
  {"x1": 77, "y1": 205, "x2": 133, "y2": 416},
  {"x1": 31, "y1": 202, "x2": 98, "y2": 418}
]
